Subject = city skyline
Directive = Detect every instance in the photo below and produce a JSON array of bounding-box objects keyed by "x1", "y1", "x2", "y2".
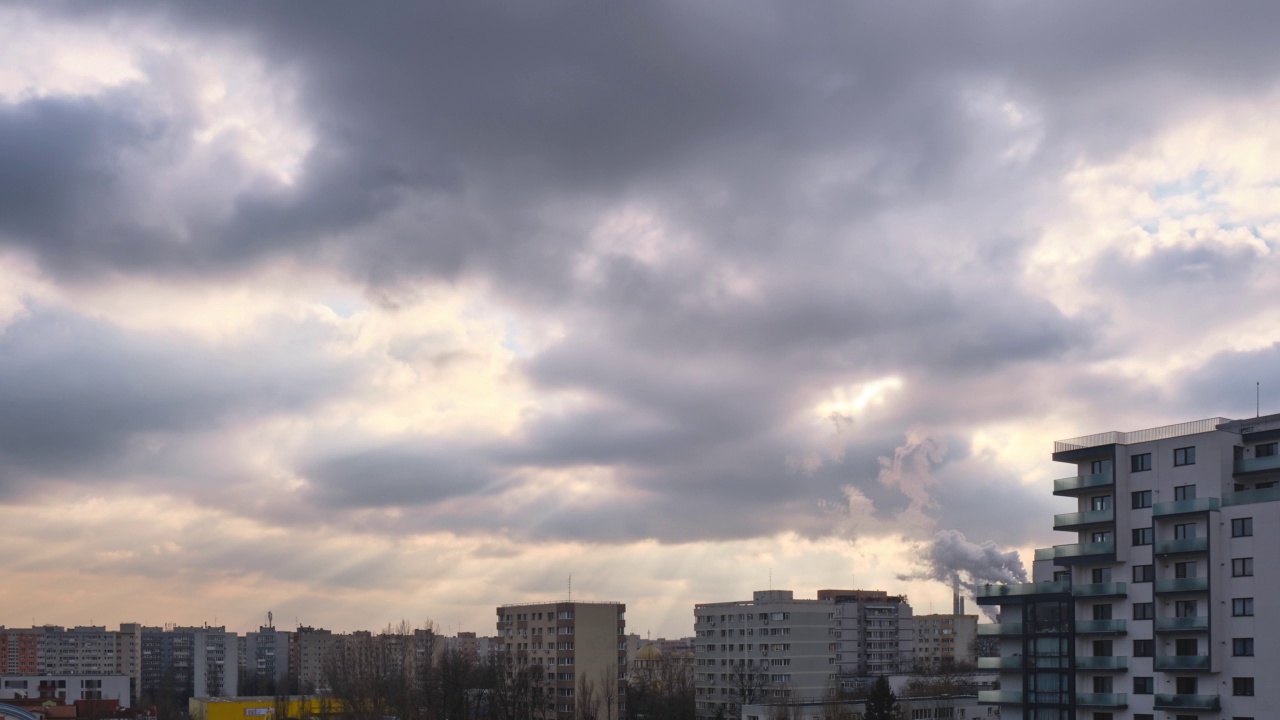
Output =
[{"x1": 3, "y1": 2, "x2": 1280, "y2": 641}]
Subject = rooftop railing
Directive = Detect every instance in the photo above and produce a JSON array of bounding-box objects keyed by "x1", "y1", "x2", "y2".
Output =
[{"x1": 1054, "y1": 417, "x2": 1231, "y2": 453}]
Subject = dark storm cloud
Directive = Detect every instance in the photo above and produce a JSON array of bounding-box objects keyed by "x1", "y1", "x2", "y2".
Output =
[
  {"x1": 0, "y1": 306, "x2": 354, "y2": 492},
  {"x1": 5, "y1": 0, "x2": 1280, "y2": 554},
  {"x1": 303, "y1": 443, "x2": 502, "y2": 509}
]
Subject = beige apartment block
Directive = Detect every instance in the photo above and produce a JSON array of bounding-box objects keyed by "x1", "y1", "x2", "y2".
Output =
[
  {"x1": 912, "y1": 614, "x2": 977, "y2": 669},
  {"x1": 496, "y1": 601, "x2": 627, "y2": 720}
]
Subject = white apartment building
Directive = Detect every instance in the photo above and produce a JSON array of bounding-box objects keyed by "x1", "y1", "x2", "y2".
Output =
[
  {"x1": 496, "y1": 601, "x2": 627, "y2": 720},
  {"x1": 978, "y1": 414, "x2": 1280, "y2": 720},
  {"x1": 0, "y1": 674, "x2": 131, "y2": 706},
  {"x1": 693, "y1": 589, "x2": 915, "y2": 720}
]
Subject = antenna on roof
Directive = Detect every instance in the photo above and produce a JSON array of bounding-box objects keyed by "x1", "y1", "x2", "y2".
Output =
[
  {"x1": 1258, "y1": 382, "x2": 1261, "y2": 418},
  {"x1": 568, "y1": 575, "x2": 572, "y2": 602}
]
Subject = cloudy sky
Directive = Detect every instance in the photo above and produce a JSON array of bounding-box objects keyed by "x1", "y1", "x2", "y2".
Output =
[{"x1": 3, "y1": 1, "x2": 1280, "y2": 638}]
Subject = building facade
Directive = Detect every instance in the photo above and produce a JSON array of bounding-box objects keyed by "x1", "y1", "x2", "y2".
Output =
[
  {"x1": 0, "y1": 674, "x2": 132, "y2": 706},
  {"x1": 496, "y1": 601, "x2": 627, "y2": 720},
  {"x1": 822, "y1": 590, "x2": 915, "y2": 678},
  {"x1": 978, "y1": 414, "x2": 1280, "y2": 720},
  {"x1": 913, "y1": 614, "x2": 978, "y2": 670}
]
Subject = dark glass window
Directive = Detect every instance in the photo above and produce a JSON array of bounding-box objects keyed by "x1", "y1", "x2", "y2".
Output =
[
  {"x1": 1233, "y1": 598, "x2": 1254, "y2": 616},
  {"x1": 1133, "y1": 676, "x2": 1153, "y2": 694},
  {"x1": 1233, "y1": 677, "x2": 1255, "y2": 696},
  {"x1": 1132, "y1": 490, "x2": 1152, "y2": 508},
  {"x1": 1174, "y1": 448, "x2": 1196, "y2": 467},
  {"x1": 1131, "y1": 453, "x2": 1152, "y2": 472},
  {"x1": 1133, "y1": 565, "x2": 1153, "y2": 583},
  {"x1": 1232, "y1": 518, "x2": 1253, "y2": 537},
  {"x1": 1233, "y1": 558, "x2": 1254, "y2": 577},
  {"x1": 1132, "y1": 602, "x2": 1154, "y2": 620},
  {"x1": 1132, "y1": 527, "x2": 1153, "y2": 546},
  {"x1": 1233, "y1": 638, "x2": 1254, "y2": 656},
  {"x1": 1133, "y1": 639, "x2": 1154, "y2": 657}
]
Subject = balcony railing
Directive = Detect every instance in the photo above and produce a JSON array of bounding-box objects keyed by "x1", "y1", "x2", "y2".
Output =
[
  {"x1": 976, "y1": 623, "x2": 1022, "y2": 637},
  {"x1": 977, "y1": 657, "x2": 1022, "y2": 670},
  {"x1": 1153, "y1": 497, "x2": 1220, "y2": 517},
  {"x1": 1154, "y1": 616, "x2": 1209, "y2": 633},
  {"x1": 1054, "y1": 417, "x2": 1229, "y2": 453},
  {"x1": 1050, "y1": 540, "x2": 1116, "y2": 564},
  {"x1": 1154, "y1": 537, "x2": 1208, "y2": 557},
  {"x1": 1234, "y1": 454, "x2": 1280, "y2": 475},
  {"x1": 1075, "y1": 619, "x2": 1127, "y2": 635},
  {"x1": 1154, "y1": 694, "x2": 1220, "y2": 711},
  {"x1": 977, "y1": 581, "x2": 1069, "y2": 599},
  {"x1": 1075, "y1": 656, "x2": 1128, "y2": 671},
  {"x1": 1054, "y1": 508, "x2": 1115, "y2": 531},
  {"x1": 1223, "y1": 485, "x2": 1280, "y2": 507},
  {"x1": 1053, "y1": 473, "x2": 1114, "y2": 496},
  {"x1": 1072, "y1": 582, "x2": 1127, "y2": 598},
  {"x1": 1153, "y1": 577, "x2": 1208, "y2": 595},
  {"x1": 976, "y1": 691, "x2": 1022, "y2": 705},
  {"x1": 1034, "y1": 547, "x2": 1055, "y2": 562},
  {"x1": 1154, "y1": 655, "x2": 1211, "y2": 671},
  {"x1": 1076, "y1": 692, "x2": 1128, "y2": 708}
]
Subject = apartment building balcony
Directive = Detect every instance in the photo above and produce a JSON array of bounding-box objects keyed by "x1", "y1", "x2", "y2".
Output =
[
  {"x1": 1075, "y1": 656, "x2": 1128, "y2": 671},
  {"x1": 1041, "y1": 540, "x2": 1116, "y2": 565},
  {"x1": 1234, "y1": 454, "x2": 1280, "y2": 476},
  {"x1": 1076, "y1": 693, "x2": 1128, "y2": 709},
  {"x1": 1072, "y1": 582, "x2": 1127, "y2": 598},
  {"x1": 976, "y1": 580, "x2": 1069, "y2": 603},
  {"x1": 976, "y1": 623, "x2": 1022, "y2": 637},
  {"x1": 1223, "y1": 485, "x2": 1280, "y2": 507},
  {"x1": 1153, "y1": 577, "x2": 1209, "y2": 595},
  {"x1": 1053, "y1": 508, "x2": 1114, "y2": 532},
  {"x1": 1053, "y1": 472, "x2": 1114, "y2": 497},
  {"x1": 977, "y1": 657, "x2": 1023, "y2": 670},
  {"x1": 1154, "y1": 694, "x2": 1220, "y2": 711},
  {"x1": 1154, "y1": 537, "x2": 1208, "y2": 557},
  {"x1": 1154, "y1": 655, "x2": 1211, "y2": 671},
  {"x1": 976, "y1": 691, "x2": 1022, "y2": 705},
  {"x1": 1154, "y1": 616, "x2": 1209, "y2": 633},
  {"x1": 1075, "y1": 619, "x2": 1127, "y2": 635},
  {"x1": 1152, "y1": 497, "x2": 1220, "y2": 518}
]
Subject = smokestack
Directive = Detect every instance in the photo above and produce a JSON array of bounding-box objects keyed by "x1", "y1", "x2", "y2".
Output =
[{"x1": 952, "y1": 575, "x2": 961, "y2": 615}]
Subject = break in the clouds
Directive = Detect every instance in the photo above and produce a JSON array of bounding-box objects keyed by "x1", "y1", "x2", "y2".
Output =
[{"x1": 4, "y1": 1, "x2": 1280, "y2": 636}]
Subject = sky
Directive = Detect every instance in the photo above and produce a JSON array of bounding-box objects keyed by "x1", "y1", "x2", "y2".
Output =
[{"x1": 3, "y1": 1, "x2": 1280, "y2": 640}]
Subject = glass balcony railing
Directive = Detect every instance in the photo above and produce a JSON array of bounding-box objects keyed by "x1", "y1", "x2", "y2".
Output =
[
  {"x1": 1072, "y1": 582, "x2": 1127, "y2": 598},
  {"x1": 1075, "y1": 656, "x2": 1127, "y2": 671},
  {"x1": 1154, "y1": 694, "x2": 1220, "y2": 711},
  {"x1": 1154, "y1": 537, "x2": 1208, "y2": 556},
  {"x1": 1234, "y1": 454, "x2": 1280, "y2": 475},
  {"x1": 977, "y1": 581, "x2": 1069, "y2": 599},
  {"x1": 1153, "y1": 497, "x2": 1220, "y2": 517},
  {"x1": 977, "y1": 657, "x2": 1023, "y2": 670},
  {"x1": 1052, "y1": 540, "x2": 1116, "y2": 563},
  {"x1": 1154, "y1": 616, "x2": 1209, "y2": 633},
  {"x1": 1053, "y1": 472, "x2": 1114, "y2": 495},
  {"x1": 1076, "y1": 692, "x2": 1128, "y2": 708},
  {"x1": 977, "y1": 623, "x2": 1022, "y2": 637},
  {"x1": 1154, "y1": 655, "x2": 1210, "y2": 671},
  {"x1": 1034, "y1": 547, "x2": 1055, "y2": 561},
  {"x1": 1153, "y1": 577, "x2": 1208, "y2": 594},
  {"x1": 1054, "y1": 508, "x2": 1115, "y2": 530},
  {"x1": 1223, "y1": 485, "x2": 1280, "y2": 507},
  {"x1": 977, "y1": 691, "x2": 1022, "y2": 705},
  {"x1": 1075, "y1": 619, "x2": 1127, "y2": 635}
]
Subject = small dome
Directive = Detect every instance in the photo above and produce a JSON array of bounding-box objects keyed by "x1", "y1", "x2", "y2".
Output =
[{"x1": 636, "y1": 644, "x2": 663, "y2": 661}]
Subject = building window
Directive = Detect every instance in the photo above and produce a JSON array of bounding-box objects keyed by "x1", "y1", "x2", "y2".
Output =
[
  {"x1": 1133, "y1": 639, "x2": 1154, "y2": 657},
  {"x1": 1092, "y1": 676, "x2": 1113, "y2": 694},
  {"x1": 1132, "y1": 527, "x2": 1153, "y2": 546},
  {"x1": 1175, "y1": 677, "x2": 1198, "y2": 695},
  {"x1": 1091, "y1": 530, "x2": 1112, "y2": 543},
  {"x1": 1232, "y1": 518, "x2": 1253, "y2": 537},
  {"x1": 1175, "y1": 561, "x2": 1196, "y2": 578},
  {"x1": 1233, "y1": 638, "x2": 1254, "y2": 657},
  {"x1": 1175, "y1": 638, "x2": 1198, "y2": 656},
  {"x1": 1233, "y1": 677, "x2": 1255, "y2": 696},
  {"x1": 1174, "y1": 523, "x2": 1196, "y2": 540},
  {"x1": 1092, "y1": 567, "x2": 1112, "y2": 583},
  {"x1": 1131, "y1": 453, "x2": 1152, "y2": 472},
  {"x1": 1091, "y1": 495, "x2": 1112, "y2": 511},
  {"x1": 1233, "y1": 598, "x2": 1254, "y2": 616},
  {"x1": 1133, "y1": 603, "x2": 1154, "y2": 620},
  {"x1": 1174, "y1": 448, "x2": 1196, "y2": 467},
  {"x1": 1257, "y1": 442, "x2": 1278, "y2": 458},
  {"x1": 1132, "y1": 490, "x2": 1152, "y2": 508},
  {"x1": 1133, "y1": 676, "x2": 1153, "y2": 694},
  {"x1": 1092, "y1": 604, "x2": 1113, "y2": 621},
  {"x1": 1133, "y1": 565, "x2": 1153, "y2": 583},
  {"x1": 1174, "y1": 600, "x2": 1197, "y2": 618},
  {"x1": 1232, "y1": 558, "x2": 1254, "y2": 577}
]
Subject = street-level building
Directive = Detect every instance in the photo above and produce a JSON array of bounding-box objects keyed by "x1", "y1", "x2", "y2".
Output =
[{"x1": 978, "y1": 414, "x2": 1280, "y2": 720}]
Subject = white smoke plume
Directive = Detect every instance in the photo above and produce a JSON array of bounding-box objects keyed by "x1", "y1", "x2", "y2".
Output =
[
  {"x1": 876, "y1": 427, "x2": 945, "y2": 531},
  {"x1": 899, "y1": 529, "x2": 1028, "y2": 620}
]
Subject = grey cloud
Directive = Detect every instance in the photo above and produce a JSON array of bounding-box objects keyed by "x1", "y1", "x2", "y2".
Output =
[
  {"x1": 302, "y1": 443, "x2": 503, "y2": 509},
  {"x1": 0, "y1": 306, "x2": 355, "y2": 492}
]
